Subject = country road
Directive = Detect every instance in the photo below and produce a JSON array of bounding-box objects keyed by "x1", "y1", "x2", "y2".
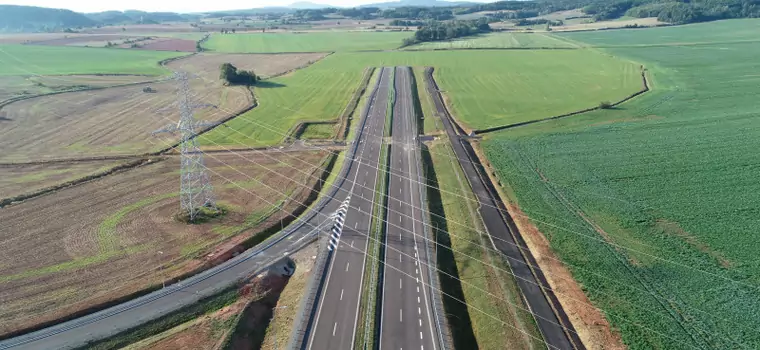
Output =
[
  {"x1": 378, "y1": 66, "x2": 440, "y2": 350},
  {"x1": 304, "y1": 67, "x2": 391, "y2": 350}
]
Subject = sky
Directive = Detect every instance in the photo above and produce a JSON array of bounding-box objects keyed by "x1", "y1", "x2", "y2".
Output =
[{"x1": 0, "y1": 0, "x2": 487, "y2": 13}]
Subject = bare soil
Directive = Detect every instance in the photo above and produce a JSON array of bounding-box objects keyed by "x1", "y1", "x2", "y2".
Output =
[
  {"x1": 165, "y1": 52, "x2": 328, "y2": 79},
  {"x1": 0, "y1": 150, "x2": 326, "y2": 337},
  {"x1": 0, "y1": 160, "x2": 122, "y2": 199},
  {"x1": 136, "y1": 38, "x2": 197, "y2": 52}
]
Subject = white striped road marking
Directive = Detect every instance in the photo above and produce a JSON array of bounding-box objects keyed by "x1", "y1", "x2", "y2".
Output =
[
  {"x1": 355, "y1": 222, "x2": 358, "y2": 229},
  {"x1": 340, "y1": 289, "x2": 344, "y2": 300},
  {"x1": 417, "y1": 286, "x2": 419, "y2": 293},
  {"x1": 333, "y1": 322, "x2": 338, "y2": 336},
  {"x1": 351, "y1": 240, "x2": 354, "y2": 247},
  {"x1": 419, "y1": 319, "x2": 422, "y2": 327},
  {"x1": 418, "y1": 296, "x2": 420, "y2": 303},
  {"x1": 345, "y1": 262, "x2": 350, "y2": 271},
  {"x1": 400, "y1": 309, "x2": 403, "y2": 322},
  {"x1": 418, "y1": 307, "x2": 421, "y2": 314},
  {"x1": 420, "y1": 331, "x2": 423, "y2": 340},
  {"x1": 400, "y1": 253, "x2": 402, "y2": 262},
  {"x1": 400, "y1": 278, "x2": 402, "y2": 289},
  {"x1": 416, "y1": 268, "x2": 418, "y2": 275}
]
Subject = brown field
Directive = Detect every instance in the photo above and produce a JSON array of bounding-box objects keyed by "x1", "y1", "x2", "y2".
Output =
[
  {"x1": 0, "y1": 150, "x2": 327, "y2": 337},
  {"x1": 165, "y1": 52, "x2": 328, "y2": 79},
  {"x1": 0, "y1": 75, "x2": 154, "y2": 104},
  {"x1": 30, "y1": 34, "x2": 134, "y2": 46},
  {"x1": 135, "y1": 38, "x2": 197, "y2": 52},
  {"x1": 0, "y1": 52, "x2": 324, "y2": 161},
  {"x1": 0, "y1": 160, "x2": 123, "y2": 199}
]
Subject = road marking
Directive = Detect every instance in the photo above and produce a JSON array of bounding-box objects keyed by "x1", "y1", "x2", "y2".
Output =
[
  {"x1": 419, "y1": 319, "x2": 422, "y2": 327},
  {"x1": 417, "y1": 286, "x2": 419, "y2": 293},
  {"x1": 416, "y1": 277, "x2": 419, "y2": 284},
  {"x1": 340, "y1": 289, "x2": 344, "y2": 300},
  {"x1": 414, "y1": 260, "x2": 418, "y2": 266},
  {"x1": 333, "y1": 322, "x2": 338, "y2": 336},
  {"x1": 400, "y1": 253, "x2": 402, "y2": 262},
  {"x1": 416, "y1": 268, "x2": 419, "y2": 275},
  {"x1": 399, "y1": 215, "x2": 402, "y2": 223},
  {"x1": 355, "y1": 222, "x2": 358, "y2": 229},
  {"x1": 400, "y1": 278, "x2": 403, "y2": 289},
  {"x1": 418, "y1": 296, "x2": 421, "y2": 303},
  {"x1": 420, "y1": 331, "x2": 423, "y2": 340},
  {"x1": 351, "y1": 240, "x2": 354, "y2": 247},
  {"x1": 400, "y1": 309, "x2": 403, "y2": 322},
  {"x1": 345, "y1": 262, "x2": 350, "y2": 271},
  {"x1": 418, "y1": 307, "x2": 421, "y2": 315}
]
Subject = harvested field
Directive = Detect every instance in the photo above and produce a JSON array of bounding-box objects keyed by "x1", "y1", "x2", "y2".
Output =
[
  {"x1": 84, "y1": 23, "x2": 199, "y2": 34},
  {"x1": 136, "y1": 38, "x2": 197, "y2": 52},
  {"x1": 0, "y1": 74, "x2": 153, "y2": 104},
  {"x1": 0, "y1": 150, "x2": 327, "y2": 337},
  {"x1": 0, "y1": 160, "x2": 123, "y2": 199},
  {"x1": 165, "y1": 52, "x2": 328, "y2": 79},
  {"x1": 30, "y1": 35, "x2": 134, "y2": 46},
  {"x1": 0, "y1": 33, "x2": 93, "y2": 44},
  {"x1": 0, "y1": 52, "x2": 323, "y2": 161}
]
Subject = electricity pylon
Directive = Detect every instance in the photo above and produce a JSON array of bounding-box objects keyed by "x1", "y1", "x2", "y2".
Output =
[{"x1": 153, "y1": 72, "x2": 219, "y2": 222}]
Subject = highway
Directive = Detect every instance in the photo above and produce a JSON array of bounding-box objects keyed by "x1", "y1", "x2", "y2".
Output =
[
  {"x1": 0, "y1": 68, "x2": 389, "y2": 350},
  {"x1": 304, "y1": 67, "x2": 392, "y2": 350},
  {"x1": 423, "y1": 68, "x2": 583, "y2": 349},
  {"x1": 378, "y1": 67, "x2": 439, "y2": 350}
]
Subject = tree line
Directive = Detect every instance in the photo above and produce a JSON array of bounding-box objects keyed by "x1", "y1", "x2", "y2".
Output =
[{"x1": 402, "y1": 18, "x2": 492, "y2": 47}]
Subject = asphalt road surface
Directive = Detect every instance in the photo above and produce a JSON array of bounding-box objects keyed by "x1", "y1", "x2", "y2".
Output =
[
  {"x1": 305, "y1": 67, "x2": 392, "y2": 350},
  {"x1": 424, "y1": 68, "x2": 583, "y2": 350},
  {"x1": 0, "y1": 68, "x2": 389, "y2": 350},
  {"x1": 378, "y1": 67, "x2": 439, "y2": 350}
]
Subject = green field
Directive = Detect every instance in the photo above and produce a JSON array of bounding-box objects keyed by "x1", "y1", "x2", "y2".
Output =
[
  {"x1": 0, "y1": 45, "x2": 185, "y2": 76},
  {"x1": 202, "y1": 31, "x2": 411, "y2": 53},
  {"x1": 203, "y1": 49, "x2": 640, "y2": 147},
  {"x1": 483, "y1": 20, "x2": 760, "y2": 349},
  {"x1": 405, "y1": 32, "x2": 578, "y2": 50},
  {"x1": 558, "y1": 18, "x2": 760, "y2": 47}
]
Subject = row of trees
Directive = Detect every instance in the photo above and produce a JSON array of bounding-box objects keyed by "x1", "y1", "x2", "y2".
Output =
[
  {"x1": 220, "y1": 63, "x2": 258, "y2": 86},
  {"x1": 585, "y1": 0, "x2": 760, "y2": 24},
  {"x1": 402, "y1": 18, "x2": 492, "y2": 47}
]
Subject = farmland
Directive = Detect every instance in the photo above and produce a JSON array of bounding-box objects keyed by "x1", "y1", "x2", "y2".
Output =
[
  {"x1": 405, "y1": 32, "x2": 578, "y2": 50},
  {"x1": 203, "y1": 49, "x2": 641, "y2": 147},
  {"x1": 482, "y1": 19, "x2": 760, "y2": 348},
  {"x1": 0, "y1": 160, "x2": 123, "y2": 199},
  {"x1": 202, "y1": 31, "x2": 412, "y2": 53},
  {"x1": 0, "y1": 150, "x2": 327, "y2": 336},
  {"x1": 0, "y1": 44, "x2": 186, "y2": 76},
  {"x1": 0, "y1": 51, "x2": 324, "y2": 161}
]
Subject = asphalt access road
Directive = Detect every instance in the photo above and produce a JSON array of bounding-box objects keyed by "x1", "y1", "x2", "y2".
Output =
[
  {"x1": 423, "y1": 68, "x2": 584, "y2": 350},
  {"x1": 305, "y1": 67, "x2": 392, "y2": 350},
  {"x1": 0, "y1": 69, "x2": 388, "y2": 350},
  {"x1": 378, "y1": 66, "x2": 439, "y2": 350}
]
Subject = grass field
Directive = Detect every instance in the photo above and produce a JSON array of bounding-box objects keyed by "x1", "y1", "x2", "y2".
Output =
[
  {"x1": 405, "y1": 32, "x2": 578, "y2": 50},
  {"x1": 557, "y1": 18, "x2": 760, "y2": 47},
  {"x1": 202, "y1": 31, "x2": 411, "y2": 53},
  {"x1": 300, "y1": 123, "x2": 337, "y2": 139},
  {"x1": 427, "y1": 139, "x2": 542, "y2": 349},
  {"x1": 483, "y1": 21, "x2": 760, "y2": 349},
  {"x1": 0, "y1": 45, "x2": 185, "y2": 76},
  {"x1": 203, "y1": 49, "x2": 641, "y2": 147}
]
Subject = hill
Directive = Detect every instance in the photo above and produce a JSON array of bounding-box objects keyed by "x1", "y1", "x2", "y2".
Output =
[
  {"x1": 0, "y1": 5, "x2": 96, "y2": 32},
  {"x1": 362, "y1": 0, "x2": 477, "y2": 8},
  {"x1": 86, "y1": 10, "x2": 198, "y2": 25}
]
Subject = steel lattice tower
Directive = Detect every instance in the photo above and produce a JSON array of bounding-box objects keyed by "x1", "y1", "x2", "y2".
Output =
[{"x1": 154, "y1": 72, "x2": 218, "y2": 222}]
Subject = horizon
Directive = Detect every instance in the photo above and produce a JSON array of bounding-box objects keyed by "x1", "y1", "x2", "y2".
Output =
[{"x1": 0, "y1": 0, "x2": 493, "y2": 13}]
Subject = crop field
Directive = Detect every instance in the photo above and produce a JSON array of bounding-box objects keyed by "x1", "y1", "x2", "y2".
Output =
[
  {"x1": 202, "y1": 31, "x2": 411, "y2": 53},
  {"x1": 0, "y1": 161, "x2": 123, "y2": 199},
  {"x1": 203, "y1": 49, "x2": 640, "y2": 147},
  {"x1": 0, "y1": 44, "x2": 186, "y2": 76},
  {"x1": 558, "y1": 18, "x2": 760, "y2": 46},
  {"x1": 405, "y1": 32, "x2": 578, "y2": 50},
  {"x1": 0, "y1": 52, "x2": 323, "y2": 161},
  {"x1": 427, "y1": 139, "x2": 542, "y2": 349},
  {"x1": 0, "y1": 150, "x2": 327, "y2": 336},
  {"x1": 482, "y1": 22, "x2": 760, "y2": 348}
]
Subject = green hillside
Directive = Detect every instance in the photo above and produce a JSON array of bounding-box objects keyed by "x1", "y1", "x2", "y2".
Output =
[{"x1": 0, "y1": 5, "x2": 96, "y2": 33}]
